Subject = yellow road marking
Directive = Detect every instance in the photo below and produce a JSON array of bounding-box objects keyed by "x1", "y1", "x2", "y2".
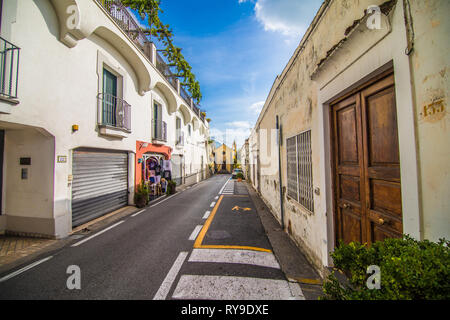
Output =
[
  {"x1": 232, "y1": 206, "x2": 251, "y2": 212},
  {"x1": 289, "y1": 277, "x2": 323, "y2": 285},
  {"x1": 194, "y1": 195, "x2": 272, "y2": 253},
  {"x1": 199, "y1": 245, "x2": 272, "y2": 253}
]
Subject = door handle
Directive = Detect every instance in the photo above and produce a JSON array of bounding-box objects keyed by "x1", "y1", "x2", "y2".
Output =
[
  {"x1": 377, "y1": 218, "x2": 389, "y2": 225},
  {"x1": 342, "y1": 203, "x2": 352, "y2": 209}
]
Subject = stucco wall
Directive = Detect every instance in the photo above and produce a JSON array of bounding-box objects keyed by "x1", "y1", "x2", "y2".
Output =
[
  {"x1": 407, "y1": 0, "x2": 450, "y2": 241},
  {"x1": 253, "y1": 0, "x2": 449, "y2": 273},
  {"x1": 0, "y1": 0, "x2": 209, "y2": 237}
]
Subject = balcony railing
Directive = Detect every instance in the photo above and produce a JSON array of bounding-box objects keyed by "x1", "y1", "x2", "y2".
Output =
[
  {"x1": 95, "y1": 0, "x2": 207, "y2": 124},
  {"x1": 97, "y1": 93, "x2": 131, "y2": 131},
  {"x1": 156, "y1": 52, "x2": 178, "y2": 90},
  {"x1": 152, "y1": 119, "x2": 167, "y2": 142},
  {"x1": 96, "y1": 0, "x2": 147, "y2": 50},
  {"x1": 0, "y1": 37, "x2": 20, "y2": 99},
  {"x1": 180, "y1": 86, "x2": 191, "y2": 106}
]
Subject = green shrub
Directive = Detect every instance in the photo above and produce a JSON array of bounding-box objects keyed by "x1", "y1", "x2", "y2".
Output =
[
  {"x1": 134, "y1": 182, "x2": 149, "y2": 208},
  {"x1": 236, "y1": 172, "x2": 244, "y2": 180},
  {"x1": 321, "y1": 236, "x2": 450, "y2": 300},
  {"x1": 166, "y1": 180, "x2": 177, "y2": 195}
]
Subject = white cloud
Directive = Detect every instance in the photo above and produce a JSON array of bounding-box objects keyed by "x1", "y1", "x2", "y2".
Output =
[
  {"x1": 227, "y1": 121, "x2": 252, "y2": 129},
  {"x1": 249, "y1": 101, "x2": 265, "y2": 114},
  {"x1": 252, "y1": 0, "x2": 320, "y2": 37},
  {"x1": 210, "y1": 125, "x2": 252, "y2": 149}
]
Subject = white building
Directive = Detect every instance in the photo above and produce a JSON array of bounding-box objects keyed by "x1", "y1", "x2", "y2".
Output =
[
  {"x1": 0, "y1": 0, "x2": 209, "y2": 238},
  {"x1": 248, "y1": 0, "x2": 449, "y2": 276}
]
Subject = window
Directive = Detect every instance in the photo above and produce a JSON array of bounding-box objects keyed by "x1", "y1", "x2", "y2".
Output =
[
  {"x1": 286, "y1": 130, "x2": 314, "y2": 212},
  {"x1": 102, "y1": 68, "x2": 118, "y2": 126},
  {"x1": 153, "y1": 102, "x2": 162, "y2": 130},
  {"x1": 187, "y1": 124, "x2": 191, "y2": 136},
  {"x1": 153, "y1": 102, "x2": 164, "y2": 140},
  {"x1": 176, "y1": 117, "x2": 183, "y2": 145}
]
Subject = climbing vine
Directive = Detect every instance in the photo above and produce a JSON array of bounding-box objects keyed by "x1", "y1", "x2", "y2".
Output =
[{"x1": 121, "y1": 0, "x2": 202, "y2": 103}]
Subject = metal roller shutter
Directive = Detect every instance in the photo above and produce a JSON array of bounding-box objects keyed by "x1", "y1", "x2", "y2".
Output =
[{"x1": 72, "y1": 150, "x2": 128, "y2": 227}]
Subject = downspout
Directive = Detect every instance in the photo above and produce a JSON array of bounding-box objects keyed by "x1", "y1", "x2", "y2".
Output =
[{"x1": 276, "y1": 116, "x2": 285, "y2": 230}]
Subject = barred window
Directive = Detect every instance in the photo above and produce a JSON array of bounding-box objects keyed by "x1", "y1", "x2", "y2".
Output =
[{"x1": 286, "y1": 130, "x2": 314, "y2": 212}]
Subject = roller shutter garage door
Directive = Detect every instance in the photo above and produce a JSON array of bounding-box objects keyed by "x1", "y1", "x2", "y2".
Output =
[{"x1": 72, "y1": 150, "x2": 128, "y2": 227}]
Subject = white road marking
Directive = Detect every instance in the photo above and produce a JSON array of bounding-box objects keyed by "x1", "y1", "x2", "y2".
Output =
[
  {"x1": 153, "y1": 251, "x2": 189, "y2": 300},
  {"x1": 0, "y1": 256, "x2": 53, "y2": 283},
  {"x1": 188, "y1": 225, "x2": 203, "y2": 241},
  {"x1": 71, "y1": 221, "x2": 124, "y2": 247},
  {"x1": 202, "y1": 211, "x2": 211, "y2": 219},
  {"x1": 288, "y1": 282, "x2": 306, "y2": 300},
  {"x1": 188, "y1": 249, "x2": 280, "y2": 269},
  {"x1": 150, "y1": 194, "x2": 176, "y2": 207},
  {"x1": 172, "y1": 275, "x2": 305, "y2": 300},
  {"x1": 214, "y1": 196, "x2": 219, "y2": 200},
  {"x1": 131, "y1": 209, "x2": 145, "y2": 217},
  {"x1": 218, "y1": 179, "x2": 230, "y2": 194},
  {"x1": 210, "y1": 202, "x2": 216, "y2": 207}
]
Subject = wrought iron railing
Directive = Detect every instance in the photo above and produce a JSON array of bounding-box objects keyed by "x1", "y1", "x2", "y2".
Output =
[
  {"x1": 180, "y1": 86, "x2": 191, "y2": 106},
  {"x1": 0, "y1": 37, "x2": 20, "y2": 99},
  {"x1": 97, "y1": 93, "x2": 131, "y2": 131},
  {"x1": 152, "y1": 119, "x2": 167, "y2": 142},
  {"x1": 96, "y1": 0, "x2": 147, "y2": 49},
  {"x1": 95, "y1": 0, "x2": 207, "y2": 123},
  {"x1": 156, "y1": 52, "x2": 178, "y2": 90}
]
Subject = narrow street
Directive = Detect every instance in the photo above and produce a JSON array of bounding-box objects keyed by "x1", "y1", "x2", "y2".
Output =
[{"x1": 0, "y1": 175, "x2": 305, "y2": 300}]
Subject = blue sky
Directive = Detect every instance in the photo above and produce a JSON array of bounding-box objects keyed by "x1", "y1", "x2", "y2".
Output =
[{"x1": 136, "y1": 0, "x2": 322, "y2": 148}]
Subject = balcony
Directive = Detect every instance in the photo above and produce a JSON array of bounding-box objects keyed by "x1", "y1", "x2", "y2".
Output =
[
  {"x1": 0, "y1": 37, "x2": 20, "y2": 110},
  {"x1": 95, "y1": 0, "x2": 207, "y2": 124},
  {"x1": 152, "y1": 119, "x2": 167, "y2": 144},
  {"x1": 97, "y1": 93, "x2": 131, "y2": 138}
]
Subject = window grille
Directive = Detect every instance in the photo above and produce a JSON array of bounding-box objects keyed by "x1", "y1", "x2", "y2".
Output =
[{"x1": 286, "y1": 130, "x2": 314, "y2": 212}]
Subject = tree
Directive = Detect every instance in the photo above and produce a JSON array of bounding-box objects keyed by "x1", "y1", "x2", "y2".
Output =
[{"x1": 121, "y1": 0, "x2": 202, "y2": 103}]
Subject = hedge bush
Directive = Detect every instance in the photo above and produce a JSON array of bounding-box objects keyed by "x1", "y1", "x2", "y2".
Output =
[{"x1": 321, "y1": 235, "x2": 450, "y2": 300}]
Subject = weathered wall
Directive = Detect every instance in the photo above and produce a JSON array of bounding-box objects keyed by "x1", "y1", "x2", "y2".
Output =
[
  {"x1": 407, "y1": 0, "x2": 450, "y2": 241},
  {"x1": 256, "y1": 0, "x2": 395, "y2": 271},
  {"x1": 253, "y1": 0, "x2": 450, "y2": 273}
]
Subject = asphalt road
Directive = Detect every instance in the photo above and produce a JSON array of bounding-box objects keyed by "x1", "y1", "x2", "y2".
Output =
[{"x1": 0, "y1": 175, "x2": 304, "y2": 300}]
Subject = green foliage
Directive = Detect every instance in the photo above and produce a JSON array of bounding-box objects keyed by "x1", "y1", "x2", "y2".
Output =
[
  {"x1": 236, "y1": 172, "x2": 244, "y2": 180},
  {"x1": 321, "y1": 236, "x2": 450, "y2": 300},
  {"x1": 134, "y1": 181, "x2": 149, "y2": 208},
  {"x1": 166, "y1": 180, "x2": 177, "y2": 195},
  {"x1": 121, "y1": 0, "x2": 202, "y2": 103}
]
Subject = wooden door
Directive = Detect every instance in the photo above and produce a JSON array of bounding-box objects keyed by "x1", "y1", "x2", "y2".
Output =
[{"x1": 332, "y1": 71, "x2": 402, "y2": 245}]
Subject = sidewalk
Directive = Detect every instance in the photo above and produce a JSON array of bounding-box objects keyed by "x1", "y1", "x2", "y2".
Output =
[
  {"x1": 245, "y1": 181, "x2": 324, "y2": 300},
  {"x1": 0, "y1": 235, "x2": 57, "y2": 267}
]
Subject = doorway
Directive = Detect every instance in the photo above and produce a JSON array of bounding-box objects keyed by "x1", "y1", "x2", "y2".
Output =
[{"x1": 331, "y1": 70, "x2": 403, "y2": 245}]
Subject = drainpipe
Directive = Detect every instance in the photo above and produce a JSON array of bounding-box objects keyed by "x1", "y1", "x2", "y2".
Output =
[{"x1": 276, "y1": 116, "x2": 285, "y2": 230}]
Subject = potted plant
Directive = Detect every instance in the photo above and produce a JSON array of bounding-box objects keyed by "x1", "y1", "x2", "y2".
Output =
[
  {"x1": 166, "y1": 180, "x2": 177, "y2": 195},
  {"x1": 134, "y1": 182, "x2": 149, "y2": 208},
  {"x1": 236, "y1": 172, "x2": 244, "y2": 182}
]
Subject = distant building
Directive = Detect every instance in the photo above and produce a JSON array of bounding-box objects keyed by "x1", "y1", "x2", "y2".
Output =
[{"x1": 213, "y1": 144, "x2": 234, "y2": 173}]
